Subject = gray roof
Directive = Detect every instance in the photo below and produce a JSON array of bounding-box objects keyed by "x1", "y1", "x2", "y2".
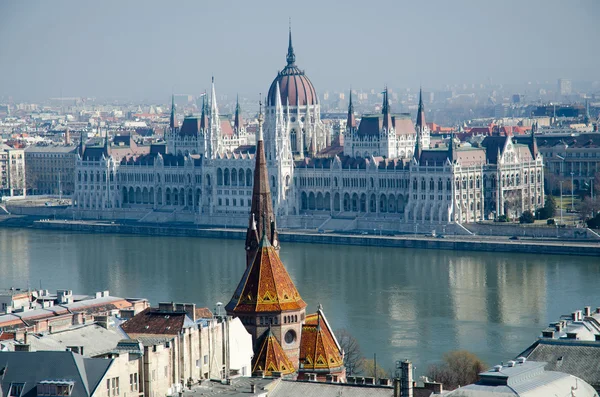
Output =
[
  {"x1": 269, "y1": 380, "x2": 396, "y2": 397},
  {"x1": 2, "y1": 324, "x2": 127, "y2": 357},
  {"x1": 520, "y1": 339, "x2": 600, "y2": 389},
  {"x1": 445, "y1": 359, "x2": 598, "y2": 397},
  {"x1": 24, "y1": 145, "x2": 77, "y2": 154},
  {"x1": 0, "y1": 351, "x2": 111, "y2": 397}
]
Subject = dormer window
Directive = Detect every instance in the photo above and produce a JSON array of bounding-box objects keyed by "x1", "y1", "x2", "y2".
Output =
[{"x1": 9, "y1": 383, "x2": 24, "y2": 397}]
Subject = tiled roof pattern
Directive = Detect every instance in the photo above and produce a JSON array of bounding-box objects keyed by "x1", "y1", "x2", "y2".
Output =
[
  {"x1": 300, "y1": 312, "x2": 344, "y2": 372},
  {"x1": 227, "y1": 241, "x2": 306, "y2": 313},
  {"x1": 252, "y1": 330, "x2": 296, "y2": 376},
  {"x1": 267, "y1": 67, "x2": 318, "y2": 107},
  {"x1": 120, "y1": 307, "x2": 188, "y2": 336},
  {"x1": 521, "y1": 340, "x2": 600, "y2": 388}
]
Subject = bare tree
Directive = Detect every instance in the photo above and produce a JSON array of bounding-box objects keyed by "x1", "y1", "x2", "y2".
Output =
[
  {"x1": 362, "y1": 358, "x2": 388, "y2": 379},
  {"x1": 335, "y1": 328, "x2": 363, "y2": 375},
  {"x1": 578, "y1": 196, "x2": 600, "y2": 220},
  {"x1": 426, "y1": 350, "x2": 486, "y2": 390}
]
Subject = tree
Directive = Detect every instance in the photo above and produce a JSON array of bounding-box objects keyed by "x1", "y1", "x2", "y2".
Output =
[
  {"x1": 587, "y1": 213, "x2": 600, "y2": 229},
  {"x1": 426, "y1": 350, "x2": 486, "y2": 390},
  {"x1": 578, "y1": 196, "x2": 600, "y2": 221},
  {"x1": 362, "y1": 358, "x2": 388, "y2": 380},
  {"x1": 335, "y1": 329, "x2": 363, "y2": 375},
  {"x1": 536, "y1": 196, "x2": 556, "y2": 220},
  {"x1": 519, "y1": 210, "x2": 535, "y2": 224}
]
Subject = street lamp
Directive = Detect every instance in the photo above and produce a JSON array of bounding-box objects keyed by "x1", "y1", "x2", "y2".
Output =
[{"x1": 570, "y1": 171, "x2": 575, "y2": 215}]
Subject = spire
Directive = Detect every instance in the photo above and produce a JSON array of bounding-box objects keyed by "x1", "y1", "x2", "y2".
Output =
[
  {"x1": 416, "y1": 87, "x2": 426, "y2": 131},
  {"x1": 382, "y1": 87, "x2": 392, "y2": 131},
  {"x1": 448, "y1": 131, "x2": 456, "y2": 163},
  {"x1": 414, "y1": 128, "x2": 421, "y2": 163},
  {"x1": 234, "y1": 94, "x2": 243, "y2": 131},
  {"x1": 103, "y1": 126, "x2": 109, "y2": 156},
  {"x1": 200, "y1": 94, "x2": 208, "y2": 130},
  {"x1": 245, "y1": 98, "x2": 277, "y2": 267},
  {"x1": 210, "y1": 77, "x2": 219, "y2": 122},
  {"x1": 286, "y1": 20, "x2": 296, "y2": 66},
  {"x1": 169, "y1": 94, "x2": 177, "y2": 129},
  {"x1": 79, "y1": 130, "x2": 85, "y2": 157},
  {"x1": 347, "y1": 89, "x2": 356, "y2": 129},
  {"x1": 529, "y1": 122, "x2": 538, "y2": 159}
]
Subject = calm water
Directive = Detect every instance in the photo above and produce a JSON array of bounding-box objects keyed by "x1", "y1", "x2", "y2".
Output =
[{"x1": 1, "y1": 228, "x2": 599, "y2": 375}]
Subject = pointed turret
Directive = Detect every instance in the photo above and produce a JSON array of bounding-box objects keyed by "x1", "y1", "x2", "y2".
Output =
[
  {"x1": 169, "y1": 94, "x2": 177, "y2": 129},
  {"x1": 416, "y1": 87, "x2": 426, "y2": 131},
  {"x1": 200, "y1": 95, "x2": 209, "y2": 130},
  {"x1": 245, "y1": 101, "x2": 278, "y2": 268},
  {"x1": 234, "y1": 94, "x2": 243, "y2": 131},
  {"x1": 103, "y1": 127, "x2": 109, "y2": 156},
  {"x1": 382, "y1": 87, "x2": 392, "y2": 131},
  {"x1": 346, "y1": 90, "x2": 356, "y2": 129},
  {"x1": 79, "y1": 130, "x2": 85, "y2": 157},
  {"x1": 210, "y1": 77, "x2": 219, "y2": 123},
  {"x1": 252, "y1": 327, "x2": 296, "y2": 377},
  {"x1": 529, "y1": 122, "x2": 538, "y2": 159},
  {"x1": 286, "y1": 23, "x2": 296, "y2": 66},
  {"x1": 448, "y1": 131, "x2": 456, "y2": 163}
]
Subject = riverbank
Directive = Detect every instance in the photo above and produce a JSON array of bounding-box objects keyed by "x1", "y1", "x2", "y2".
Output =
[{"x1": 2, "y1": 216, "x2": 598, "y2": 257}]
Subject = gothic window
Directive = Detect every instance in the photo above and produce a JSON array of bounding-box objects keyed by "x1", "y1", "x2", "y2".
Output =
[
  {"x1": 430, "y1": 178, "x2": 435, "y2": 191},
  {"x1": 447, "y1": 179, "x2": 452, "y2": 191},
  {"x1": 421, "y1": 178, "x2": 426, "y2": 191},
  {"x1": 469, "y1": 177, "x2": 473, "y2": 189},
  {"x1": 413, "y1": 178, "x2": 417, "y2": 191},
  {"x1": 290, "y1": 129, "x2": 297, "y2": 152},
  {"x1": 217, "y1": 168, "x2": 223, "y2": 186},
  {"x1": 476, "y1": 176, "x2": 480, "y2": 189},
  {"x1": 224, "y1": 169, "x2": 230, "y2": 186},
  {"x1": 246, "y1": 169, "x2": 252, "y2": 186}
]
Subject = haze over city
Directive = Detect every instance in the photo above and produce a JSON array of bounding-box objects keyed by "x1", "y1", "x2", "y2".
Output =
[{"x1": 1, "y1": 0, "x2": 599, "y2": 101}]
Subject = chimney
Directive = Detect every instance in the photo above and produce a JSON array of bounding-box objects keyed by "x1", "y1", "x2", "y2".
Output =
[
  {"x1": 393, "y1": 378, "x2": 401, "y2": 397},
  {"x1": 158, "y1": 302, "x2": 175, "y2": 313},
  {"x1": 584, "y1": 306, "x2": 591, "y2": 317},
  {"x1": 24, "y1": 331, "x2": 28, "y2": 345},
  {"x1": 401, "y1": 360, "x2": 413, "y2": 397},
  {"x1": 364, "y1": 377, "x2": 375, "y2": 385},
  {"x1": 379, "y1": 378, "x2": 391, "y2": 386},
  {"x1": 572, "y1": 312, "x2": 578, "y2": 321},
  {"x1": 423, "y1": 381, "x2": 443, "y2": 394},
  {"x1": 15, "y1": 344, "x2": 30, "y2": 352},
  {"x1": 250, "y1": 384, "x2": 256, "y2": 393}
]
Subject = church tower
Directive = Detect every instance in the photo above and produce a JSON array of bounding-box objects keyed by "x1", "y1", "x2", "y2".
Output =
[{"x1": 415, "y1": 87, "x2": 431, "y2": 150}]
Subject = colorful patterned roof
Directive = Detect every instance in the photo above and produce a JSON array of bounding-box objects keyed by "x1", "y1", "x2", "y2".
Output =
[
  {"x1": 252, "y1": 328, "x2": 296, "y2": 376},
  {"x1": 299, "y1": 308, "x2": 345, "y2": 372},
  {"x1": 227, "y1": 233, "x2": 306, "y2": 314}
]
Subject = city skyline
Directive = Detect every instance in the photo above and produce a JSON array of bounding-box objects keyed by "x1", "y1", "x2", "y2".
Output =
[{"x1": 1, "y1": 0, "x2": 599, "y2": 101}]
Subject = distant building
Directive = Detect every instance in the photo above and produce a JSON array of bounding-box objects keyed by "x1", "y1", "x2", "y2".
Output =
[
  {"x1": 71, "y1": 29, "x2": 545, "y2": 227},
  {"x1": 24, "y1": 145, "x2": 77, "y2": 195},
  {"x1": 558, "y1": 78, "x2": 572, "y2": 96},
  {"x1": 0, "y1": 144, "x2": 25, "y2": 197}
]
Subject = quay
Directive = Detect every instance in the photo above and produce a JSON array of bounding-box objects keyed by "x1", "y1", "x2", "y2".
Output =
[{"x1": 1, "y1": 216, "x2": 598, "y2": 257}]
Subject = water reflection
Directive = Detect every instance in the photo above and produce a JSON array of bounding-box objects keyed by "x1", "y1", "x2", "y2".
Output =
[{"x1": 1, "y1": 228, "x2": 599, "y2": 375}]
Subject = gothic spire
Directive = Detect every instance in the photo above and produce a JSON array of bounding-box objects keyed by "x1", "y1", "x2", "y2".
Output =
[
  {"x1": 245, "y1": 99, "x2": 278, "y2": 268},
  {"x1": 382, "y1": 87, "x2": 392, "y2": 131},
  {"x1": 234, "y1": 94, "x2": 243, "y2": 131},
  {"x1": 169, "y1": 94, "x2": 177, "y2": 129},
  {"x1": 416, "y1": 87, "x2": 426, "y2": 131},
  {"x1": 210, "y1": 76, "x2": 219, "y2": 122},
  {"x1": 448, "y1": 131, "x2": 456, "y2": 163},
  {"x1": 347, "y1": 89, "x2": 356, "y2": 129},
  {"x1": 529, "y1": 122, "x2": 538, "y2": 159},
  {"x1": 286, "y1": 21, "x2": 296, "y2": 66},
  {"x1": 200, "y1": 93, "x2": 208, "y2": 130},
  {"x1": 79, "y1": 130, "x2": 85, "y2": 157}
]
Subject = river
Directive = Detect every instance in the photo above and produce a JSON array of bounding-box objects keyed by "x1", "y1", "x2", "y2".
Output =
[{"x1": 1, "y1": 228, "x2": 598, "y2": 376}]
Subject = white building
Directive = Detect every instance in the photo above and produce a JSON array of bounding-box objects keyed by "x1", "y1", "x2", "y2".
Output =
[{"x1": 72, "y1": 30, "x2": 544, "y2": 229}]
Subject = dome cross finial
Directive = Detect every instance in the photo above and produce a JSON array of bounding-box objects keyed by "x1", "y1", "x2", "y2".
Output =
[{"x1": 286, "y1": 19, "x2": 296, "y2": 66}]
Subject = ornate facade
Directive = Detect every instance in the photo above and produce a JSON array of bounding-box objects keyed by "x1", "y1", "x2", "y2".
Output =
[{"x1": 72, "y1": 29, "x2": 544, "y2": 225}]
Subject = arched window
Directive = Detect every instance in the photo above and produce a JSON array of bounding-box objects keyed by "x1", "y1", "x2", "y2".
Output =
[
  {"x1": 429, "y1": 178, "x2": 435, "y2": 191},
  {"x1": 217, "y1": 168, "x2": 223, "y2": 186}
]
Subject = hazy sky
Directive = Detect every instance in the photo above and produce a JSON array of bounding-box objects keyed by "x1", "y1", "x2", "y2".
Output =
[{"x1": 1, "y1": 0, "x2": 599, "y2": 101}]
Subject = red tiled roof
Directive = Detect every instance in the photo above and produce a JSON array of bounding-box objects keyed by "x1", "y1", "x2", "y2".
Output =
[
  {"x1": 227, "y1": 237, "x2": 306, "y2": 314},
  {"x1": 299, "y1": 310, "x2": 344, "y2": 373},
  {"x1": 252, "y1": 329, "x2": 295, "y2": 376},
  {"x1": 121, "y1": 307, "x2": 187, "y2": 336}
]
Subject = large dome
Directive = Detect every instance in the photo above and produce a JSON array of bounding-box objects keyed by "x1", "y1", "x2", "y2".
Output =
[{"x1": 267, "y1": 31, "x2": 318, "y2": 107}]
